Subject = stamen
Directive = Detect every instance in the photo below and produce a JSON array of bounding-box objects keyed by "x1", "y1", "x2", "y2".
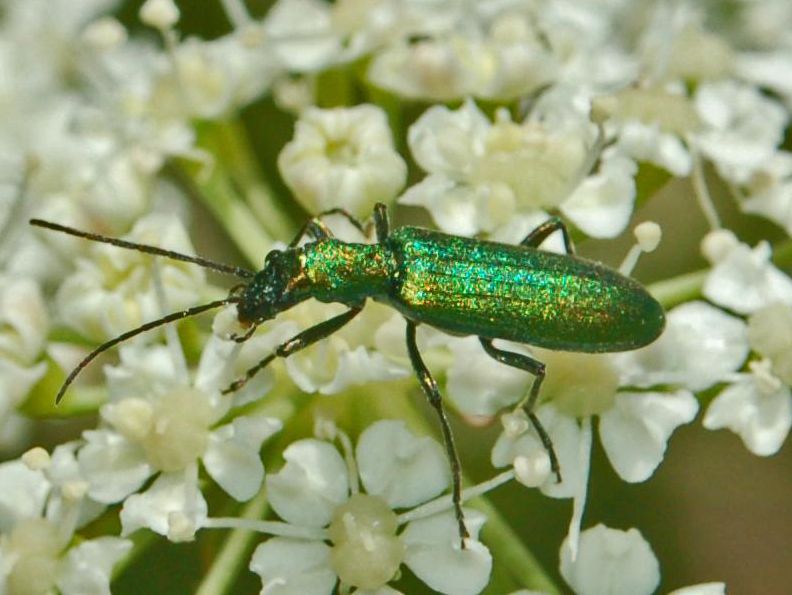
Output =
[{"x1": 619, "y1": 221, "x2": 662, "y2": 276}]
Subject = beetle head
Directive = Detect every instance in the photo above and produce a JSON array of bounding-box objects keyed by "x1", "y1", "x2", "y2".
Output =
[{"x1": 236, "y1": 249, "x2": 304, "y2": 326}]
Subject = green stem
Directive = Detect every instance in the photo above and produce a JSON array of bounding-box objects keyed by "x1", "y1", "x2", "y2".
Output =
[
  {"x1": 198, "y1": 119, "x2": 296, "y2": 241},
  {"x1": 171, "y1": 119, "x2": 297, "y2": 266},
  {"x1": 648, "y1": 269, "x2": 707, "y2": 308},
  {"x1": 195, "y1": 489, "x2": 271, "y2": 595},
  {"x1": 471, "y1": 496, "x2": 562, "y2": 595}
]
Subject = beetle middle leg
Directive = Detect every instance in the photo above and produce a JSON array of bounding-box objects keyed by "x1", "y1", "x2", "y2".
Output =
[
  {"x1": 405, "y1": 320, "x2": 469, "y2": 546},
  {"x1": 479, "y1": 339, "x2": 562, "y2": 483},
  {"x1": 521, "y1": 216, "x2": 575, "y2": 255},
  {"x1": 222, "y1": 305, "x2": 363, "y2": 394}
]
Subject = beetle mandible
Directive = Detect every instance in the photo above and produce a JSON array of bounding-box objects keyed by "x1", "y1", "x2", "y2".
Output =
[{"x1": 30, "y1": 203, "x2": 665, "y2": 544}]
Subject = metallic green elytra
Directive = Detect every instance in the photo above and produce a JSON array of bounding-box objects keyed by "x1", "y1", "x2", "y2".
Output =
[{"x1": 30, "y1": 204, "x2": 665, "y2": 547}]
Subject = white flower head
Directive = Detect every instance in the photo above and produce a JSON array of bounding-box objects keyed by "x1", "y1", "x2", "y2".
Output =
[
  {"x1": 403, "y1": 98, "x2": 623, "y2": 238},
  {"x1": 78, "y1": 338, "x2": 282, "y2": 538},
  {"x1": 278, "y1": 104, "x2": 407, "y2": 218},
  {"x1": 254, "y1": 420, "x2": 491, "y2": 594}
]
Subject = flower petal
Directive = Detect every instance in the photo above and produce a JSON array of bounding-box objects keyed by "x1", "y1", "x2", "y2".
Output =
[
  {"x1": 119, "y1": 471, "x2": 207, "y2": 538},
  {"x1": 267, "y1": 439, "x2": 349, "y2": 528},
  {"x1": 702, "y1": 240, "x2": 792, "y2": 315},
  {"x1": 0, "y1": 460, "x2": 49, "y2": 530},
  {"x1": 703, "y1": 377, "x2": 792, "y2": 456},
  {"x1": 402, "y1": 510, "x2": 492, "y2": 595},
  {"x1": 78, "y1": 430, "x2": 151, "y2": 504},
  {"x1": 446, "y1": 337, "x2": 530, "y2": 416},
  {"x1": 613, "y1": 301, "x2": 749, "y2": 391},
  {"x1": 250, "y1": 538, "x2": 336, "y2": 595},
  {"x1": 599, "y1": 390, "x2": 698, "y2": 482},
  {"x1": 408, "y1": 99, "x2": 489, "y2": 176},
  {"x1": 560, "y1": 524, "x2": 659, "y2": 595},
  {"x1": 203, "y1": 416, "x2": 282, "y2": 501},
  {"x1": 560, "y1": 151, "x2": 636, "y2": 239},
  {"x1": 356, "y1": 420, "x2": 449, "y2": 509},
  {"x1": 57, "y1": 537, "x2": 132, "y2": 595}
]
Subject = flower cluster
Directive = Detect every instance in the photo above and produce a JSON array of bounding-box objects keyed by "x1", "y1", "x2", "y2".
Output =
[{"x1": 0, "y1": 0, "x2": 790, "y2": 593}]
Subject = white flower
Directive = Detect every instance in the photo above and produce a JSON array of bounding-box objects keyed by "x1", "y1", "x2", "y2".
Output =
[
  {"x1": 701, "y1": 230, "x2": 792, "y2": 315},
  {"x1": 77, "y1": 339, "x2": 282, "y2": 538},
  {"x1": 278, "y1": 104, "x2": 407, "y2": 218},
  {"x1": 693, "y1": 80, "x2": 788, "y2": 185},
  {"x1": 703, "y1": 364, "x2": 792, "y2": 456},
  {"x1": 559, "y1": 524, "x2": 660, "y2": 595},
  {"x1": 251, "y1": 420, "x2": 492, "y2": 594},
  {"x1": 0, "y1": 459, "x2": 131, "y2": 595},
  {"x1": 55, "y1": 213, "x2": 207, "y2": 342}
]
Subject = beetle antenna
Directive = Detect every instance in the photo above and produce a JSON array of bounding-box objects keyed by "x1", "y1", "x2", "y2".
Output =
[
  {"x1": 55, "y1": 297, "x2": 237, "y2": 404},
  {"x1": 29, "y1": 219, "x2": 255, "y2": 279}
]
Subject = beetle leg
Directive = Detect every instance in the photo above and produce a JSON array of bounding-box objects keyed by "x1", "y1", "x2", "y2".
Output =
[
  {"x1": 289, "y1": 208, "x2": 369, "y2": 247},
  {"x1": 372, "y1": 202, "x2": 390, "y2": 243},
  {"x1": 521, "y1": 216, "x2": 575, "y2": 255},
  {"x1": 479, "y1": 339, "x2": 562, "y2": 483},
  {"x1": 229, "y1": 325, "x2": 257, "y2": 344},
  {"x1": 288, "y1": 219, "x2": 332, "y2": 247},
  {"x1": 405, "y1": 320, "x2": 470, "y2": 547},
  {"x1": 315, "y1": 207, "x2": 367, "y2": 235},
  {"x1": 222, "y1": 305, "x2": 363, "y2": 394}
]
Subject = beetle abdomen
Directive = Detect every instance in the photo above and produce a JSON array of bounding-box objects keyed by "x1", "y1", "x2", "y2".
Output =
[{"x1": 387, "y1": 227, "x2": 665, "y2": 352}]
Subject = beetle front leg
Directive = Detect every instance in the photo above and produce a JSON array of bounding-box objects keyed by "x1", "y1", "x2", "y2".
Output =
[
  {"x1": 521, "y1": 216, "x2": 575, "y2": 255},
  {"x1": 479, "y1": 339, "x2": 562, "y2": 483},
  {"x1": 405, "y1": 320, "x2": 469, "y2": 547},
  {"x1": 372, "y1": 202, "x2": 390, "y2": 243},
  {"x1": 222, "y1": 305, "x2": 363, "y2": 394}
]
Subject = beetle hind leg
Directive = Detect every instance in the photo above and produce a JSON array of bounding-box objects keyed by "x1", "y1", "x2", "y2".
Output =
[
  {"x1": 405, "y1": 320, "x2": 469, "y2": 547},
  {"x1": 479, "y1": 339, "x2": 562, "y2": 483}
]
